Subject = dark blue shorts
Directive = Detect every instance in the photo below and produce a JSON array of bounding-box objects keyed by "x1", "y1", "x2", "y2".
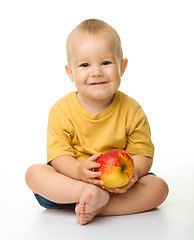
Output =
[
  {"x1": 34, "y1": 193, "x2": 76, "y2": 210},
  {"x1": 34, "y1": 172, "x2": 156, "y2": 210}
]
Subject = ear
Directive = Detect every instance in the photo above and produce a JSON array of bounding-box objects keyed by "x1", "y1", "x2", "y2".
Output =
[
  {"x1": 65, "y1": 64, "x2": 74, "y2": 82},
  {"x1": 120, "y1": 58, "x2": 128, "y2": 76}
]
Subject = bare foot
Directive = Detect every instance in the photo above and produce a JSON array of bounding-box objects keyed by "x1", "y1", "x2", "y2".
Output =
[
  {"x1": 76, "y1": 208, "x2": 101, "y2": 226},
  {"x1": 75, "y1": 186, "x2": 109, "y2": 225}
]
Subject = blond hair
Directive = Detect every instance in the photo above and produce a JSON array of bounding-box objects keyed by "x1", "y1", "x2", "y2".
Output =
[{"x1": 66, "y1": 19, "x2": 123, "y2": 64}]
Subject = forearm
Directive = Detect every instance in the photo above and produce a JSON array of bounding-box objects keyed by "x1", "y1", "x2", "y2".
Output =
[
  {"x1": 50, "y1": 155, "x2": 81, "y2": 180},
  {"x1": 131, "y1": 154, "x2": 153, "y2": 179},
  {"x1": 50, "y1": 153, "x2": 103, "y2": 186}
]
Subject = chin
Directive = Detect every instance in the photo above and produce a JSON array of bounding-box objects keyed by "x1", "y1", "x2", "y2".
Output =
[{"x1": 87, "y1": 88, "x2": 117, "y2": 100}]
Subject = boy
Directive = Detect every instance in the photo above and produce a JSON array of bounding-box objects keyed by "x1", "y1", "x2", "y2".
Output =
[{"x1": 25, "y1": 19, "x2": 169, "y2": 226}]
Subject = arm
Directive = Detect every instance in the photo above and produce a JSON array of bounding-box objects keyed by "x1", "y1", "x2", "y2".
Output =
[
  {"x1": 131, "y1": 154, "x2": 153, "y2": 179},
  {"x1": 50, "y1": 153, "x2": 103, "y2": 186}
]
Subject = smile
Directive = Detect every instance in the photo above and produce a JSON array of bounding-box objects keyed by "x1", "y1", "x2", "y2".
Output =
[{"x1": 89, "y1": 82, "x2": 108, "y2": 85}]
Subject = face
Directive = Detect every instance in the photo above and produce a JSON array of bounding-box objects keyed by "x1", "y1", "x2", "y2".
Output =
[{"x1": 66, "y1": 30, "x2": 127, "y2": 102}]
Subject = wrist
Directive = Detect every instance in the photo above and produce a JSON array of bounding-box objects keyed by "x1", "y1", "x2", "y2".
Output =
[
  {"x1": 76, "y1": 161, "x2": 83, "y2": 181},
  {"x1": 134, "y1": 166, "x2": 141, "y2": 179}
]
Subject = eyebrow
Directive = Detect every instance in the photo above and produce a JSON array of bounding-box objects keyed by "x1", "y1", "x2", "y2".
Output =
[
  {"x1": 74, "y1": 58, "x2": 89, "y2": 65},
  {"x1": 75, "y1": 55, "x2": 116, "y2": 63}
]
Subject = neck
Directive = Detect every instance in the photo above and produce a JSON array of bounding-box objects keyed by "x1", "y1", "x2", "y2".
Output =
[{"x1": 77, "y1": 92, "x2": 115, "y2": 115}]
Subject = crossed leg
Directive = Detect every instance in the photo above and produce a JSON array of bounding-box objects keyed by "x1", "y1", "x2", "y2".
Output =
[
  {"x1": 75, "y1": 174, "x2": 169, "y2": 225},
  {"x1": 25, "y1": 164, "x2": 168, "y2": 226},
  {"x1": 25, "y1": 164, "x2": 109, "y2": 225}
]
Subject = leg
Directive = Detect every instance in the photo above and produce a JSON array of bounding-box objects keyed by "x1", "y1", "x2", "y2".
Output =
[
  {"x1": 26, "y1": 164, "x2": 82, "y2": 203},
  {"x1": 25, "y1": 164, "x2": 109, "y2": 224},
  {"x1": 75, "y1": 175, "x2": 168, "y2": 225},
  {"x1": 99, "y1": 174, "x2": 169, "y2": 216}
]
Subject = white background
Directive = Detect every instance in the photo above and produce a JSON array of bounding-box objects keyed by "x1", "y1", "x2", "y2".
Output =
[{"x1": 0, "y1": 0, "x2": 194, "y2": 239}]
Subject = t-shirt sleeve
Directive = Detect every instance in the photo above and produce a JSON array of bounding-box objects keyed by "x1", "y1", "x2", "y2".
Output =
[
  {"x1": 125, "y1": 105, "x2": 154, "y2": 158},
  {"x1": 47, "y1": 108, "x2": 75, "y2": 163}
]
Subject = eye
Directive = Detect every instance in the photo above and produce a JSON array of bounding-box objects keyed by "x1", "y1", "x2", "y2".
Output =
[
  {"x1": 102, "y1": 61, "x2": 112, "y2": 65},
  {"x1": 80, "y1": 63, "x2": 90, "y2": 67}
]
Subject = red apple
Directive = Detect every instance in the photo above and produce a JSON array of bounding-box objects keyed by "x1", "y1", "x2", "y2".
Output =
[{"x1": 95, "y1": 149, "x2": 134, "y2": 188}]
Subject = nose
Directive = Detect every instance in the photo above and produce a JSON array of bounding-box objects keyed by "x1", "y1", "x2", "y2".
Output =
[{"x1": 91, "y1": 65, "x2": 103, "y2": 77}]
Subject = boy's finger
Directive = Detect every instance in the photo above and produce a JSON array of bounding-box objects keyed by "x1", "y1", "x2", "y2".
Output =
[
  {"x1": 87, "y1": 170, "x2": 101, "y2": 178},
  {"x1": 88, "y1": 153, "x2": 102, "y2": 161},
  {"x1": 87, "y1": 162, "x2": 100, "y2": 169},
  {"x1": 103, "y1": 187, "x2": 118, "y2": 193},
  {"x1": 88, "y1": 179, "x2": 104, "y2": 186}
]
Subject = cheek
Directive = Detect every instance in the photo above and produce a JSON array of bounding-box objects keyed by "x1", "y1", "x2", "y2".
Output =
[
  {"x1": 114, "y1": 66, "x2": 121, "y2": 76},
  {"x1": 106, "y1": 67, "x2": 119, "y2": 77},
  {"x1": 73, "y1": 71, "x2": 85, "y2": 83},
  {"x1": 111, "y1": 69, "x2": 121, "y2": 82}
]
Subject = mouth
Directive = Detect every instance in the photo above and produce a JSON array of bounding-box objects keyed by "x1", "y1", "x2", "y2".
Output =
[{"x1": 89, "y1": 82, "x2": 108, "y2": 85}]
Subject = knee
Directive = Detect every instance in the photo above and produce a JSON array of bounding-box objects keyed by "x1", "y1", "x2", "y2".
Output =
[
  {"x1": 25, "y1": 164, "x2": 50, "y2": 191},
  {"x1": 25, "y1": 164, "x2": 45, "y2": 190},
  {"x1": 25, "y1": 164, "x2": 56, "y2": 190},
  {"x1": 152, "y1": 177, "x2": 169, "y2": 208}
]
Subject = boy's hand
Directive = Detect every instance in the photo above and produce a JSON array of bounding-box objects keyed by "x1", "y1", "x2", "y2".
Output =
[
  {"x1": 103, "y1": 173, "x2": 138, "y2": 194},
  {"x1": 78, "y1": 153, "x2": 104, "y2": 186}
]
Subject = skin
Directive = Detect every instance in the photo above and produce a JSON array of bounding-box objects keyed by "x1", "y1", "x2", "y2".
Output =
[
  {"x1": 25, "y1": 30, "x2": 169, "y2": 226},
  {"x1": 65, "y1": 30, "x2": 128, "y2": 115}
]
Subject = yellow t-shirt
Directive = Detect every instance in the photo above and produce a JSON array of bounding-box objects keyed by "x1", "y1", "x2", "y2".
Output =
[{"x1": 47, "y1": 91, "x2": 154, "y2": 163}]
